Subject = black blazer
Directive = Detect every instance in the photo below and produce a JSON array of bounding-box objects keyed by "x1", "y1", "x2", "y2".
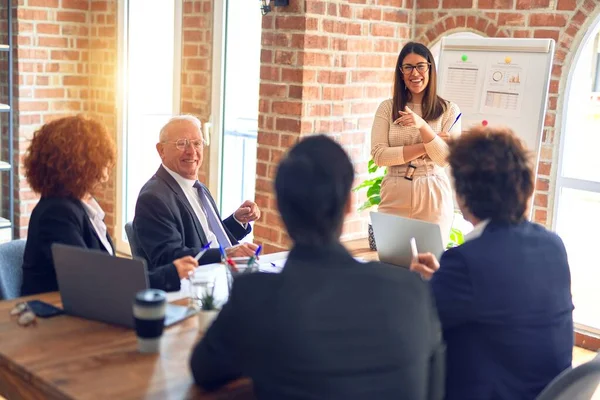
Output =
[
  {"x1": 21, "y1": 197, "x2": 181, "y2": 296},
  {"x1": 190, "y1": 243, "x2": 445, "y2": 400},
  {"x1": 133, "y1": 166, "x2": 251, "y2": 274}
]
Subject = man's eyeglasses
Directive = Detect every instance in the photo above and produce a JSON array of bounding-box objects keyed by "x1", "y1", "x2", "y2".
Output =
[
  {"x1": 162, "y1": 138, "x2": 206, "y2": 151},
  {"x1": 10, "y1": 302, "x2": 36, "y2": 327},
  {"x1": 400, "y1": 62, "x2": 431, "y2": 75}
]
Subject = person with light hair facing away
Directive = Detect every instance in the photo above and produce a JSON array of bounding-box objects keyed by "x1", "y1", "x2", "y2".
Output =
[
  {"x1": 134, "y1": 115, "x2": 260, "y2": 292},
  {"x1": 410, "y1": 126, "x2": 574, "y2": 400},
  {"x1": 190, "y1": 135, "x2": 445, "y2": 400},
  {"x1": 21, "y1": 115, "x2": 198, "y2": 296}
]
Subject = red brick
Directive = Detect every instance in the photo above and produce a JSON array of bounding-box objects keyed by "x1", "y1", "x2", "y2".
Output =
[
  {"x1": 301, "y1": 52, "x2": 332, "y2": 67},
  {"x1": 534, "y1": 29, "x2": 559, "y2": 42},
  {"x1": 38, "y1": 36, "x2": 69, "y2": 48},
  {"x1": 275, "y1": 16, "x2": 305, "y2": 30},
  {"x1": 417, "y1": 0, "x2": 440, "y2": 8},
  {"x1": 281, "y1": 68, "x2": 303, "y2": 83},
  {"x1": 323, "y1": 20, "x2": 348, "y2": 34},
  {"x1": 276, "y1": 118, "x2": 302, "y2": 133},
  {"x1": 442, "y1": 0, "x2": 473, "y2": 7},
  {"x1": 571, "y1": 11, "x2": 586, "y2": 26},
  {"x1": 91, "y1": 1, "x2": 109, "y2": 11},
  {"x1": 371, "y1": 23, "x2": 395, "y2": 37},
  {"x1": 416, "y1": 12, "x2": 435, "y2": 24},
  {"x1": 529, "y1": 14, "x2": 568, "y2": 27},
  {"x1": 516, "y1": 0, "x2": 550, "y2": 8},
  {"x1": 57, "y1": 11, "x2": 87, "y2": 23},
  {"x1": 20, "y1": 101, "x2": 50, "y2": 112},
  {"x1": 274, "y1": 50, "x2": 295, "y2": 65},
  {"x1": 272, "y1": 101, "x2": 302, "y2": 116},
  {"x1": 304, "y1": 35, "x2": 329, "y2": 49},
  {"x1": 513, "y1": 29, "x2": 531, "y2": 38},
  {"x1": 260, "y1": 83, "x2": 287, "y2": 98},
  {"x1": 556, "y1": 0, "x2": 576, "y2": 9},
  {"x1": 533, "y1": 209, "x2": 547, "y2": 225},
  {"x1": 63, "y1": 76, "x2": 89, "y2": 85},
  {"x1": 356, "y1": 7, "x2": 382, "y2": 20},
  {"x1": 537, "y1": 161, "x2": 551, "y2": 176},
  {"x1": 62, "y1": 0, "x2": 89, "y2": 10},
  {"x1": 17, "y1": 9, "x2": 48, "y2": 20},
  {"x1": 260, "y1": 66, "x2": 281, "y2": 81},
  {"x1": 317, "y1": 71, "x2": 347, "y2": 85},
  {"x1": 34, "y1": 88, "x2": 65, "y2": 98},
  {"x1": 498, "y1": 13, "x2": 525, "y2": 26},
  {"x1": 37, "y1": 23, "x2": 60, "y2": 35},
  {"x1": 478, "y1": 0, "x2": 513, "y2": 8},
  {"x1": 383, "y1": 10, "x2": 409, "y2": 23}
]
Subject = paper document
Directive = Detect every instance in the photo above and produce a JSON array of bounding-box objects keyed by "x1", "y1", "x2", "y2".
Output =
[
  {"x1": 479, "y1": 54, "x2": 529, "y2": 117},
  {"x1": 258, "y1": 258, "x2": 286, "y2": 273}
]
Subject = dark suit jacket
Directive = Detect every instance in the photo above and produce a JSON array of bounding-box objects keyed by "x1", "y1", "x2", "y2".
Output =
[
  {"x1": 430, "y1": 221, "x2": 574, "y2": 400},
  {"x1": 21, "y1": 197, "x2": 181, "y2": 296},
  {"x1": 133, "y1": 166, "x2": 251, "y2": 285},
  {"x1": 190, "y1": 243, "x2": 445, "y2": 400}
]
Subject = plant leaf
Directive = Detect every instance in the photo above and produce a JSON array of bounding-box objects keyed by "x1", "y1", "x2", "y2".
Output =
[
  {"x1": 368, "y1": 159, "x2": 378, "y2": 173},
  {"x1": 366, "y1": 185, "x2": 380, "y2": 197}
]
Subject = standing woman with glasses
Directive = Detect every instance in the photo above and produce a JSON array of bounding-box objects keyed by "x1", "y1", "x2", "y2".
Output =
[{"x1": 371, "y1": 42, "x2": 461, "y2": 241}]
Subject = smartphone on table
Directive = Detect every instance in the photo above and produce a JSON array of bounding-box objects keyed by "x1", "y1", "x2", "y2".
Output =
[{"x1": 27, "y1": 300, "x2": 64, "y2": 318}]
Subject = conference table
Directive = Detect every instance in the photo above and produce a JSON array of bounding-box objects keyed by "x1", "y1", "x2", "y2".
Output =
[{"x1": 0, "y1": 239, "x2": 374, "y2": 400}]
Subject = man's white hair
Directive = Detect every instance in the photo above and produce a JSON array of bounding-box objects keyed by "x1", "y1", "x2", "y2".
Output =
[{"x1": 159, "y1": 115, "x2": 204, "y2": 143}]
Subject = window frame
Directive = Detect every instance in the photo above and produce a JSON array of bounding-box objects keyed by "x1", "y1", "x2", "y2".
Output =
[
  {"x1": 115, "y1": 0, "x2": 182, "y2": 255},
  {"x1": 553, "y1": 14, "x2": 600, "y2": 346}
]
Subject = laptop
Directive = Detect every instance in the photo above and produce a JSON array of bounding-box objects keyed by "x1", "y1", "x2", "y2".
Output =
[
  {"x1": 51, "y1": 244, "x2": 198, "y2": 328},
  {"x1": 370, "y1": 212, "x2": 445, "y2": 268}
]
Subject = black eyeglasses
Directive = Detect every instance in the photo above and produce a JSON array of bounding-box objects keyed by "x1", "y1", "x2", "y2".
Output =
[
  {"x1": 162, "y1": 138, "x2": 206, "y2": 151},
  {"x1": 400, "y1": 62, "x2": 431, "y2": 75}
]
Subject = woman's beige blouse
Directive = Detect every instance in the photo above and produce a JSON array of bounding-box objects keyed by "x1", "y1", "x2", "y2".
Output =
[{"x1": 371, "y1": 99, "x2": 461, "y2": 168}]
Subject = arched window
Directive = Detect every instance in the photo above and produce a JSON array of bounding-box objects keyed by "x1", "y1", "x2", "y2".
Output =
[{"x1": 554, "y1": 21, "x2": 600, "y2": 333}]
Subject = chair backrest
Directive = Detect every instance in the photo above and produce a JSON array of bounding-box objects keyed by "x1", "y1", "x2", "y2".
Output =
[
  {"x1": 124, "y1": 221, "x2": 145, "y2": 260},
  {"x1": 536, "y1": 352, "x2": 600, "y2": 400},
  {"x1": 0, "y1": 239, "x2": 27, "y2": 300}
]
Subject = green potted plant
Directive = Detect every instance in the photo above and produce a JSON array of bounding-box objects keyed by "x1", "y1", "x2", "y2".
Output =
[
  {"x1": 198, "y1": 285, "x2": 219, "y2": 328},
  {"x1": 353, "y1": 159, "x2": 386, "y2": 250}
]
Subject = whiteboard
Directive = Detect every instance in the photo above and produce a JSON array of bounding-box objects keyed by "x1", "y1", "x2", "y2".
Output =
[{"x1": 437, "y1": 38, "x2": 555, "y2": 176}]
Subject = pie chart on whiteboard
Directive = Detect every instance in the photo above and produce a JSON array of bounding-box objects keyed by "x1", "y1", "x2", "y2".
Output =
[{"x1": 492, "y1": 71, "x2": 503, "y2": 82}]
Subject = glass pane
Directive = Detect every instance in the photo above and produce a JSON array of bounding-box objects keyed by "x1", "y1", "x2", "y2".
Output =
[
  {"x1": 124, "y1": 0, "x2": 176, "y2": 226},
  {"x1": 561, "y1": 30, "x2": 600, "y2": 183},
  {"x1": 220, "y1": 0, "x2": 261, "y2": 222},
  {"x1": 555, "y1": 187, "x2": 600, "y2": 330}
]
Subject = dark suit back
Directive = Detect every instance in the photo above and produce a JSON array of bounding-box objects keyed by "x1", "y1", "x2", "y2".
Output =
[
  {"x1": 191, "y1": 244, "x2": 445, "y2": 400},
  {"x1": 431, "y1": 221, "x2": 574, "y2": 400},
  {"x1": 21, "y1": 197, "x2": 113, "y2": 296},
  {"x1": 133, "y1": 166, "x2": 250, "y2": 270}
]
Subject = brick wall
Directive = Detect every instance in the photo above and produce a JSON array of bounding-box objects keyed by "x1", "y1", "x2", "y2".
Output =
[
  {"x1": 181, "y1": 0, "x2": 212, "y2": 184},
  {"x1": 413, "y1": 0, "x2": 599, "y2": 228},
  {"x1": 254, "y1": 1, "x2": 414, "y2": 252},
  {"x1": 9, "y1": 0, "x2": 118, "y2": 238}
]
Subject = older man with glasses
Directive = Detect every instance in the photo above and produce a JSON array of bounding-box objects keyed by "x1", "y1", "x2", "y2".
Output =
[{"x1": 133, "y1": 115, "x2": 260, "y2": 292}]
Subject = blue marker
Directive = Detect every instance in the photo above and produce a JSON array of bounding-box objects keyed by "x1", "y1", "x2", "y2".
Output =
[
  {"x1": 194, "y1": 241, "x2": 212, "y2": 261},
  {"x1": 448, "y1": 112, "x2": 462, "y2": 132}
]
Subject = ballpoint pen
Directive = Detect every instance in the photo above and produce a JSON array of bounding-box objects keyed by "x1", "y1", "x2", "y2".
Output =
[
  {"x1": 247, "y1": 245, "x2": 262, "y2": 270},
  {"x1": 194, "y1": 241, "x2": 212, "y2": 261},
  {"x1": 187, "y1": 241, "x2": 213, "y2": 280},
  {"x1": 448, "y1": 112, "x2": 462, "y2": 132}
]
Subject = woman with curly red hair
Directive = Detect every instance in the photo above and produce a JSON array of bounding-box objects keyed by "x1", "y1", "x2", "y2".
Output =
[{"x1": 21, "y1": 115, "x2": 198, "y2": 296}]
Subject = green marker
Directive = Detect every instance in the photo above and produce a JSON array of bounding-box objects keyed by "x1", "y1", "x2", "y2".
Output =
[{"x1": 461, "y1": 54, "x2": 468, "y2": 62}]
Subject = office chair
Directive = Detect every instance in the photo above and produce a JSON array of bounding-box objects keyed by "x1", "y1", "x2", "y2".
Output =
[
  {"x1": 0, "y1": 239, "x2": 26, "y2": 300},
  {"x1": 124, "y1": 221, "x2": 145, "y2": 260},
  {"x1": 536, "y1": 352, "x2": 600, "y2": 400}
]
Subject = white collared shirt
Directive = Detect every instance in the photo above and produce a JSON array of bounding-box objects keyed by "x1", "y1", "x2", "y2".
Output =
[
  {"x1": 80, "y1": 197, "x2": 114, "y2": 255},
  {"x1": 464, "y1": 219, "x2": 491, "y2": 243},
  {"x1": 162, "y1": 164, "x2": 220, "y2": 249}
]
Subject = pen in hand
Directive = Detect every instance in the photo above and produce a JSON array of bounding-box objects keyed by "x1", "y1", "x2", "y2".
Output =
[
  {"x1": 247, "y1": 244, "x2": 262, "y2": 269},
  {"x1": 447, "y1": 112, "x2": 462, "y2": 132},
  {"x1": 194, "y1": 241, "x2": 212, "y2": 261}
]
